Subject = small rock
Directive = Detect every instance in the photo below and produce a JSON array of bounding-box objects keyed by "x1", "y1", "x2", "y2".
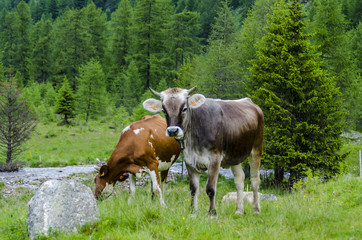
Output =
[
  {"x1": 222, "y1": 191, "x2": 261, "y2": 205},
  {"x1": 260, "y1": 194, "x2": 278, "y2": 202}
]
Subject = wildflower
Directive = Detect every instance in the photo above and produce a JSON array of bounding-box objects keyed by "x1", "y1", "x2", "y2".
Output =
[{"x1": 182, "y1": 217, "x2": 185, "y2": 220}]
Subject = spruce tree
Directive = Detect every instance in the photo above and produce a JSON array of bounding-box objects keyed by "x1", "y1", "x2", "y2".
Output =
[
  {"x1": 249, "y1": 0, "x2": 346, "y2": 186},
  {"x1": 0, "y1": 74, "x2": 37, "y2": 171},
  {"x1": 55, "y1": 77, "x2": 75, "y2": 125}
]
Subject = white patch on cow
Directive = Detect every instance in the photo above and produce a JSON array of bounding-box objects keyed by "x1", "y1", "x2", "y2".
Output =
[
  {"x1": 150, "y1": 134, "x2": 154, "y2": 139},
  {"x1": 133, "y1": 128, "x2": 144, "y2": 135},
  {"x1": 135, "y1": 167, "x2": 149, "y2": 179},
  {"x1": 158, "y1": 160, "x2": 172, "y2": 172},
  {"x1": 122, "y1": 125, "x2": 130, "y2": 133},
  {"x1": 148, "y1": 141, "x2": 154, "y2": 149}
]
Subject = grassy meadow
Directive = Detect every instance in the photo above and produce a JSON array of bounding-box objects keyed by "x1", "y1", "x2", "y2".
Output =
[{"x1": 0, "y1": 121, "x2": 361, "y2": 239}]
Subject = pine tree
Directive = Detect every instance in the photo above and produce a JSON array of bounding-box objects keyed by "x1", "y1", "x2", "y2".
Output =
[
  {"x1": 121, "y1": 60, "x2": 143, "y2": 113},
  {"x1": 76, "y1": 59, "x2": 106, "y2": 124},
  {"x1": 30, "y1": 15, "x2": 53, "y2": 83},
  {"x1": 15, "y1": 0, "x2": 32, "y2": 84},
  {"x1": 55, "y1": 77, "x2": 75, "y2": 125},
  {"x1": 1, "y1": 11, "x2": 19, "y2": 71},
  {"x1": 83, "y1": 2, "x2": 107, "y2": 60},
  {"x1": 193, "y1": 0, "x2": 240, "y2": 98},
  {"x1": 249, "y1": 0, "x2": 346, "y2": 186},
  {"x1": 0, "y1": 74, "x2": 37, "y2": 171},
  {"x1": 51, "y1": 8, "x2": 90, "y2": 89},
  {"x1": 133, "y1": 0, "x2": 175, "y2": 88},
  {"x1": 169, "y1": 10, "x2": 200, "y2": 70},
  {"x1": 235, "y1": 0, "x2": 278, "y2": 93},
  {"x1": 107, "y1": 0, "x2": 134, "y2": 79}
]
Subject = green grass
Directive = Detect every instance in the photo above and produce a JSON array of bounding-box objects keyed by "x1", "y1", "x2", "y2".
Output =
[
  {"x1": 0, "y1": 174, "x2": 360, "y2": 239},
  {"x1": 17, "y1": 121, "x2": 122, "y2": 167},
  {"x1": 0, "y1": 121, "x2": 361, "y2": 239}
]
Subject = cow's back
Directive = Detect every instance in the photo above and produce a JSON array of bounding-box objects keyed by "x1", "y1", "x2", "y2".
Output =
[
  {"x1": 113, "y1": 115, "x2": 180, "y2": 165},
  {"x1": 189, "y1": 98, "x2": 263, "y2": 167}
]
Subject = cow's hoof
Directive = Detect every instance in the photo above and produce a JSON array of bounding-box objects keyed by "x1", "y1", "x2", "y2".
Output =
[
  {"x1": 160, "y1": 202, "x2": 167, "y2": 208},
  {"x1": 208, "y1": 214, "x2": 218, "y2": 220},
  {"x1": 253, "y1": 210, "x2": 261, "y2": 215},
  {"x1": 235, "y1": 210, "x2": 245, "y2": 215}
]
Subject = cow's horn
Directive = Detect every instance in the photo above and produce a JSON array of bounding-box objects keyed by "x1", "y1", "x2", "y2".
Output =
[
  {"x1": 187, "y1": 86, "x2": 197, "y2": 95},
  {"x1": 149, "y1": 87, "x2": 161, "y2": 98}
]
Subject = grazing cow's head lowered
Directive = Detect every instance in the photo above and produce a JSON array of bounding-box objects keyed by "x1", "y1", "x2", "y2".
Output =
[
  {"x1": 94, "y1": 163, "x2": 129, "y2": 199},
  {"x1": 143, "y1": 87, "x2": 205, "y2": 139}
]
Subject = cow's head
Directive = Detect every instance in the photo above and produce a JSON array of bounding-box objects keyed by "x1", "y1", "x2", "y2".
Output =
[
  {"x1": 143, "y1": 87, "x2": 206, "y2": 139},
  {"x1": 94, "y1": 164, "x2": 128, "y2": 199}
]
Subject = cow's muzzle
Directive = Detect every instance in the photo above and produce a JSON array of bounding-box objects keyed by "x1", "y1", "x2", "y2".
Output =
[{"x1": 166, "y1": 126, "x2": 184, "y2": 139}]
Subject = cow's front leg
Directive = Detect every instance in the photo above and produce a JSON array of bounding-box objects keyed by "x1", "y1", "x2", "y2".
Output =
[
  {"x1": 128, "y1": 174, "x2": 136, "y2": 205},
  {"x1": 206, "y1": 159, "x2": 220, "y2": 216},
  {"x1": 231, "y1": 164, "x2": 245, "y2": 215},
  {"x1": 186, "y1": 164, "x2": 200, "y2": 213}
]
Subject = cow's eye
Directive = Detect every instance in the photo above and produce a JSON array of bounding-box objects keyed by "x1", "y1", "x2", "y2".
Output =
[{"x1": 182, "y1": 107, "x2": 187, "y2": 112}]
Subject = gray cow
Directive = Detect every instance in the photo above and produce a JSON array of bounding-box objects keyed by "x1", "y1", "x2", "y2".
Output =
[{"x1": 143, "y1": 87, "x2": 264, "y2": 216}]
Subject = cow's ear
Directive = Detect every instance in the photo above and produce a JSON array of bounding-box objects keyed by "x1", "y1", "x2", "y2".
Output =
[
  {"x1": 99, "y1": 165, "x2": 109, "y2": 177},
  {"x1": 188, "y1": 94, "x2": 206, "y2": 109},
  {"x1": 143, "y1": 98, "x2": 162, "y2": 113}
]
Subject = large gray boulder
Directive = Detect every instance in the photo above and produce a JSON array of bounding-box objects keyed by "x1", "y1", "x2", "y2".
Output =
[{"x1": 27, "y1": 179, "x2": 100, "y2": 239}]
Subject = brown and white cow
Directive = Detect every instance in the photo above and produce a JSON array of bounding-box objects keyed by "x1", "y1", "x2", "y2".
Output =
[
  {"x1": 143, "y1": 87, "x2": 264, "y2": 215},
  {"x1": 94, "y1": 115, "x2": 180, "y2": 206}
]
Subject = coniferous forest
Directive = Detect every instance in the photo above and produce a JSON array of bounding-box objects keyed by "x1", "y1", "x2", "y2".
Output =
[{"x1": 0, "y1": 0, "x2": 361, "y2": 182}]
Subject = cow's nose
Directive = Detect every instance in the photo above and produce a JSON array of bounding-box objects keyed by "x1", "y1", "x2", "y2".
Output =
[{"x1": 167, "y1": 127, "x2": 179, "y2": 136}]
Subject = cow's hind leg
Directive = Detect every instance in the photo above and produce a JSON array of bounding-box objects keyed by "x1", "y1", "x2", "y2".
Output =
[
  {"x1": 231, "y1": 164, "x2": 245, "y2": 215},
  {"x1": 250, "y1": 149, "x2": 261, "y2": 214},
  {"x1": 128, "y1": 174, "x2": 136, "y2": 205},
  {"x1": 186, "y1": 164, "x2": 200, "y2": 213},
  {"x1": 147, "y1": 167, "x2": 166, "y2": 207}
]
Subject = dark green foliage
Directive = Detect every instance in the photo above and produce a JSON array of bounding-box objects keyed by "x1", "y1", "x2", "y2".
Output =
[
  {"x1": 307, "y1": 0, "x2": 361, "y2": 131},
  {"x1": 51, "y1": 8, "x2": 91, "y2": 88},
  {"x1": 169, "y1": 10, "x2": 200, "y2": 71},
  {"x1": 249, "y1": 0, "x2": 346, "y2": 186},
  {"x1": 121, "y1": 60, "x2": 143, "y2": 112},
  {"x1": 192, "y1": 0, "x2": 242, "y2": 98},
  {"x1": 55, "y1": 77, "x2": 75, "y2": 125},
  {"x1": 16, "y1": 1, "x2": 32, "y2": 85},
  {"x1": 30, "y1": 15, "x2": 53, "y2": 83},
  {"x1": 106, "y1": 0, "x2": 134, "y2": 85},
  {"x1": 0, "y1": 75, "x2": 37, "y2": 170},
  {"x1": 76, "y1": 59, "x2": 107, "y2": 124}
]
